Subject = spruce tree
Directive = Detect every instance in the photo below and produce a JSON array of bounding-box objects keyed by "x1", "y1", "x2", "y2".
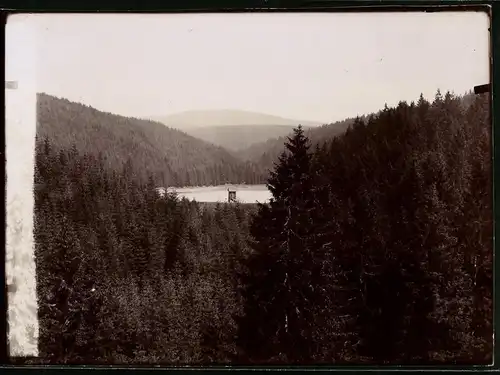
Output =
[{"x1": 237, "y1": 126, "x2": 318, "y2": 363}]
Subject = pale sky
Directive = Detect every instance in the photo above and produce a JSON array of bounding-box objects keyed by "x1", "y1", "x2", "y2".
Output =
[{"x1": 6, "y1": 11, "x2": 490, "y2": 123}]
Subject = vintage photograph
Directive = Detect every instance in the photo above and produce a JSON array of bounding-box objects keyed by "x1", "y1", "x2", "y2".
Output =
[{"x1": 5, "y1": 11, "x2": 492, "y2": 365}]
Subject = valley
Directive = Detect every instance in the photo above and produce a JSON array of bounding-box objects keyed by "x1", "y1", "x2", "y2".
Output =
[
  {"x1": 17, "y1": 10, "x2": 491, "y2": 367},
  {"x1": 31, "y1": 90, "x2": 492, "y2": 366}
]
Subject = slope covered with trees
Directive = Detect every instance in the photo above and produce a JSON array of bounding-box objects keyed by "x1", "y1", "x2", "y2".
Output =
[
  {"x1": 37, "y1": 93, "x2": 267, "y2": 187},
  {"x1": 29, "y1": 89, "x2": 491, "y2": 365},
  {"x1": 239, "y1": 90, "x2": 479, "y2": 172},
  {"x1": 33, "y1": 138, "x2": 257, "y2": 364},
  {"x1": 238, "y1": 90, "x2": 492, "y2": 364},
  {"x1": 239, "y1": 117, "x2": 356, "y2": 170}
]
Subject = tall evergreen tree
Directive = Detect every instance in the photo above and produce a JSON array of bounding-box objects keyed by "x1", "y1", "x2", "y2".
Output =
[{"x1": 237, "y1": 126, "x2": 319, "y2": 363}]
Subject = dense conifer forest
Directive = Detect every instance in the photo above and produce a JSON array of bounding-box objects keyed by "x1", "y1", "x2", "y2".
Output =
[{"x1": 31, "y1": 90, "x2": 492, "y2": 365}]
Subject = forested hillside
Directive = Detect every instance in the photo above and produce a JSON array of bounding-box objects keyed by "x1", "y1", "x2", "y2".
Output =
[
  {"x1": 238, "y1": 90, "x2": 491, "y2": 364},
  {"x1": 37, "y1": 94, "x2": 267, "y2": 187},
  {"x1": 239, "y1": 117, "x2": 356, "y2": 169},
  {"x1": 33, "y1": 139, "x2": 257, "y2": 363},
  {"x1": 240, "y1": 90, "x2": 478, "y2": 171},
  {"x1": 30, "y1": 89, "x2": 492, "y2": 365}
]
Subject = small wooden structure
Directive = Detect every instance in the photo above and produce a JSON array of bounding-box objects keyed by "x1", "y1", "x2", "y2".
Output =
[
  {"x1": 228, "y1": 189, "x2": 237, "y2": 203},
  {"x1": 474, "y1": 83, "x2": 490, "y2": 94}
]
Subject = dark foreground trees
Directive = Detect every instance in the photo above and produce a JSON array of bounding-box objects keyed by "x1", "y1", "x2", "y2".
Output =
[
  {"x1": 34, "y1": 139, "x2": 257, "y2": 364},
  {"x1": 236, "y1": 126, "x2": 321, "y2": 364},
  {"x1": 32, "y1": 90, "x2": 491, "y2": 365},
  {"x1": 238, "y1": 91, "x2": 492, "y2": 364}
]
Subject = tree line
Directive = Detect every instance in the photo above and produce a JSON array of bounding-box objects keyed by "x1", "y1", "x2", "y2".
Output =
[{"x1": 28, "y1": 90, "x2": 491, "y2": 365}]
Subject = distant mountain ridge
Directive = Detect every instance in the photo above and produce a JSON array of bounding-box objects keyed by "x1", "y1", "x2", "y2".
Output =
[
  {"x1": 150, "y1": 109, "x2": 322, "y2": 128},
  {"x1": 182, "y1": 124, "x2": 305, "y2": 152},
  {"x1": 150, "y1": 109, "x2": 322, "y2": 151}
]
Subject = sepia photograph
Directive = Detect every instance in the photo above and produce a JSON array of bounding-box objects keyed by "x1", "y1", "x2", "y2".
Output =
[{"x1": 5, "y1": 10, "x2": 492, "y2": 365}]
